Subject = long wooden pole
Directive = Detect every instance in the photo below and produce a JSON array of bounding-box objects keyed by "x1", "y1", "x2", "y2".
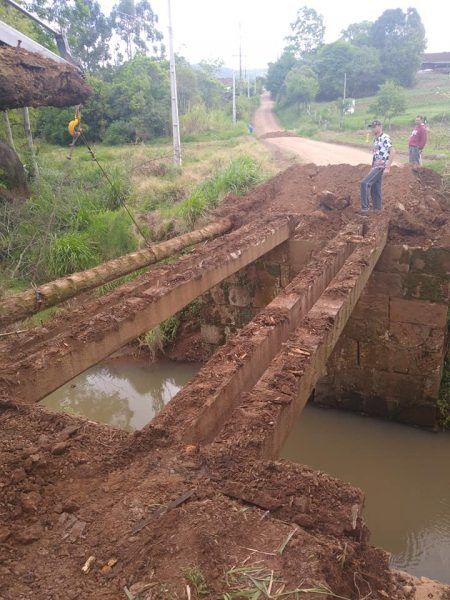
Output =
[{"x1": 0, "y1": 217, "x2": 233, "y2": 327}]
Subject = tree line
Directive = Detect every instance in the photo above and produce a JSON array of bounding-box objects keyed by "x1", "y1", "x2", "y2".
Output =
[{"x1": 266, "y1": 6, "x2": 426, "y2": 108}]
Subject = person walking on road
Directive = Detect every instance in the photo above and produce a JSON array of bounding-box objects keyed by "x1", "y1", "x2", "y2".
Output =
[
  {"x1": 408, "y1": 115, "x2": 427, "y2": 167},
  {"x1": 359, "y1": 119, "x2": 395, "y2": 213}
]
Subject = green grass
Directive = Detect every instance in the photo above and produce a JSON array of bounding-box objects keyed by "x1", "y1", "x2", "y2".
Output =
[
  {"x1": 165, "y1": 154, "x2": 264, "y2": 228},
  {"x1": 0, "y1": 119, "x2": 277, "y2": 297}
]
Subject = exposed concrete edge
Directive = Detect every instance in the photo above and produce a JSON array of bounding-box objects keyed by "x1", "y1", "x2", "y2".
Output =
[
  {"x1": 7, "y1": 217, "x2": 294, "y2": 404},
  {"x1": 147, "y1": 224, "x2": 362, "y2": 444},
  {"x1": 210, "y1": 221, "x2": 388, "y2": 461}
]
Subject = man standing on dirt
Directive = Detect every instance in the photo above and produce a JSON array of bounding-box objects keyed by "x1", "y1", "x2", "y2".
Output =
[
  {"x1": 408, "y1": 115, "x2": 427, "y2": 167},
  {"x1": 360, "y1": 119, "x2": 395, "y2": 213}
]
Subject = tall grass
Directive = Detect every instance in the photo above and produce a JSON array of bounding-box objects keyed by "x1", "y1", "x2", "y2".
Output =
[
  {"x1": 0, "y1": 159, "x2": 138, "y2": 284},
  {"x1": 167, "y1": 155, "x2": 263, "y2": 227}
]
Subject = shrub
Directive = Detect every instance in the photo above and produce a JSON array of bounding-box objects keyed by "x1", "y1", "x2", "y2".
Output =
[
  {"x1": 170, "y1": 155, "x2": 263, "y2": 227},
  {"x1": 47, "y1": 232, "x2": 99, "y2": 277},
  {"x1": 85, "y1": 209, "x2": 137, "y2": 260},
  {"x1": 103, "y1": 120, "x2": 136, "y2": 145},
  {"x1": 100, "y1": 166, "x2": 132, "y2": 210}
]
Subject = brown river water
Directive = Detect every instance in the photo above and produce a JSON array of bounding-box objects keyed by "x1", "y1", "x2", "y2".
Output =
[{"x1": 42, "y1": 361, "x2": 450, "y2": 583}]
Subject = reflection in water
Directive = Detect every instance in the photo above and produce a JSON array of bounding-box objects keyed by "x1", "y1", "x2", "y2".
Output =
[
  {"x1": 41, "y1": 360, "x2": 201, "y2": 431},
  {"x1": 281, "y1": 404, "x2": 450, "y2": 583}
]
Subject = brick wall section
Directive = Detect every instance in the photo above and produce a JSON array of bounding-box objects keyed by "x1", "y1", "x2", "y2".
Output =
[
  {"x1": 315, "y1": 245, "x2": 450, "y2": 428},
  {"x1": 200, "y1": 240, "x2": 323, "y2": 345}
]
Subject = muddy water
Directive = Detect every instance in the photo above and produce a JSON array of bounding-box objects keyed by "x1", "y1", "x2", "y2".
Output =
[
  {"x1": 281, "y1": 404, "x2": 450, "y2": 583},
  {"x1": 41, "y1": 360, "x2": 201, "y2": 431}
]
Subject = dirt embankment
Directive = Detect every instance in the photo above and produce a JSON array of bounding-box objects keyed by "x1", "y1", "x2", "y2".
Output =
[{"x1": 215, "y1": 162, "x2": 450, "y2": 246}]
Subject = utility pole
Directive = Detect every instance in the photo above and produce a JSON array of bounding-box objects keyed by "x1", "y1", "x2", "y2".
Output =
[
  {"x1": 232, "y1": 73, "x2": 236, "y2": 124},
  {"x1": 238, "y1": 22, "x2": 242, "y2": 81},
  {"x1": 247, "y1": 78, "x2": 250, "y2": 99},
  {"x1": 340, "y1": 71, "x2": 347, "y2": 129},
  {"x1": 167, "y1": 0, "x2": 181, "y2": 166},
  {"x1": 343, "y1": 71, "x2": 347, "y2": 105}
]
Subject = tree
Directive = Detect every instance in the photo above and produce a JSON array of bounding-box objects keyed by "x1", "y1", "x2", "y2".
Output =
[
  {"x1": 110, "y1": 0, "x2": 162, "y2": 61},
  {"x1": 345, "y1": 46, "x2": 383, "y2": 98},
  {"x1": 265, "y1": 51, "x2": 297, "y2": 99},
  {"x1": 107, "y1": 55, "x2": 170, "y2": 140},
  {"x1": 195, "y1": 62, "x2": 226, "y2": 109},
  {"x1": 282, "y1": 66, "x2": 318, "y2": 107},
  {"x1": 340, "y1": 21, "x2": 372, "y2": 46},
  {"x1": 285, "y1": 6, "x2": 325, "y2": 58},
  {"x1": 26, "y1": 0, "x2": 112, "y2": 70},
  {"x1": 369, "y1": 8, "x2": 426, "y2": 87},
  {"x1": 313, "y1": 40, "x2": 383, "y2": 101},
  {"x1": 314, "y1": 41, "x2": 353, "y2": 101},
  {"x1": 370, "y1": 80, "x2": 406, "y2": 126},
  {"x1": 176, "y1": 59, "x2": 201, "y2": 114}
]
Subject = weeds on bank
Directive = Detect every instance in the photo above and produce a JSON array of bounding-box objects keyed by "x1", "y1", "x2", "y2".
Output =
[
  {"x1": 183, "y1": 566, "x2": 210, "y2": 597},
  {"x1": 0, "y1": 159, "x2": 137, "y2": 283},
  {"x1": 138, "y1": 315, "x2": 181, "y2": 360},
  {"x1": 223, "y1": 565, "x2": 351, "y2": 599},
  {"x1": 165, "y1": 155, "x2": 264, "y2": 228},
  {"x1": 138, "y1": 299, "x2": 202, "y2": 358}
]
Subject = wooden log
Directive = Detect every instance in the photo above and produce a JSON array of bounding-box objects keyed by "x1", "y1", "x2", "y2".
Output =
[
  {"x1": 0, "y1": 47, "x2": 91, "y2": 110},
  {"x1": 0, "y1": 217, "x2": 233, "y2": 327}
]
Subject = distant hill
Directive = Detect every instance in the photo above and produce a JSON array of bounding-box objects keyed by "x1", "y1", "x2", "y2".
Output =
[
  {"x1": 218, "y1": 66, "x2": 267, "y2": 79},
  {"x1": 192, "y1": 64, "x2": 266, "y2": 80}
]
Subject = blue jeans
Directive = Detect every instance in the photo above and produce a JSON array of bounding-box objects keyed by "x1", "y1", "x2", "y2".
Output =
[
  {"x1": 409, "y1": 146, "x2": 421, "y2": 165},
  {"x1": 360, "y1": 167, "x2": 384, "y2": 210}
]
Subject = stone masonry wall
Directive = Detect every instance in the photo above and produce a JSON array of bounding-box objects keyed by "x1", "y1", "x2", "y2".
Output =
[
  {"x1": 314, "y1": 245, "x2": 450, "y2": 428},
  {"x1": 200, "y1": 240, "x2": 322, "y2": 346}
]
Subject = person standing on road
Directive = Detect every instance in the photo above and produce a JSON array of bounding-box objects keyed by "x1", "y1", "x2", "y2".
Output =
[
  {"x1": 360, "y1": 119, "x2": 395, "y2": 213},
  {"x1": 408, "y1": 115, "x2": 427, "y2": 167}
]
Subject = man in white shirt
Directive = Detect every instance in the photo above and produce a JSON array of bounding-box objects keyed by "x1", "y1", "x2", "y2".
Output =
[{"x1": 360, "y1": 119, "x2": 395, "y2": 213}]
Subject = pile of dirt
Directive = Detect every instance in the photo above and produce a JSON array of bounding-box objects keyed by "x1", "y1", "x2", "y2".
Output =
[
  {"x1": 0, "y1": 47, "x2": 91, "y2": 110},
  {"x1": 216, "y1": 163, "x2": 450, "y2": 246},
  {"x1": 0, "y1": 401, "x2": 417, "y2": 599}
]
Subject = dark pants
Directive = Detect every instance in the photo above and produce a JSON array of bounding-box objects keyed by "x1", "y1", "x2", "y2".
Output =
[
  {"x1": 409, "y1": 146, "x2": 421, "y2": 165},
  {"x1": 360, "y1": 167, "x2": 384, "y2": 210}
]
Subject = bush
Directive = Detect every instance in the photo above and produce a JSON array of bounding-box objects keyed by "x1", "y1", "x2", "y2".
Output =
[
  {"x1": 85, "y1": 209, "x2": 137, "y2": 261},
  {"x1": 139, "y1": 315, "x2": 180, "y2": 360},
  {"x1": 103, "y1": 120, "x2": 136, "y2": 145},
  {"x1": 99, "y1": 165, "x2": 132, "y2": 210},
  {"x1": 47, "y1": 232, "x2": 99, "y2": 277},
  {"x1": 171, "y1": 155, "x2": 263, "y2": 227},
  {"x1": 181, "y1": 105, "x2": 232, "y2": 135},
  {"x1": 36, "y1": 107, "x2": 76, "y2": 146}
]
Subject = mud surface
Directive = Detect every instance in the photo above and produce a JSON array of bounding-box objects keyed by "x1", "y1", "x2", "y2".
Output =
[
  {"x1": 1, "y1": 160, "x2": 449, "y2": 598},
  {"x1": 216, "y1": 162, "x2": 449, "y2": 246},
  {"x1": 0, "y1": 47, "x2": 91, "y2": 110}
]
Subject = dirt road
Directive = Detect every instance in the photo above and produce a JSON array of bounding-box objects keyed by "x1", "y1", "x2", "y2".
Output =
[{"x1": 254, "y1": 92, "x2": 374, "y2": 166}]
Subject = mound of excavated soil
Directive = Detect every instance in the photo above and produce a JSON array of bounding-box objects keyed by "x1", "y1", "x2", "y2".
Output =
[
  {"x1": 216, "y1": 163, "x2": 450, "y2": 246},
  {"x1": 0, "y1": 47, "x2": 91, "y2": 110}
]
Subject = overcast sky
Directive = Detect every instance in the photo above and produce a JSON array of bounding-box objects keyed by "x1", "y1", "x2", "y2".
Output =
[{"x1": 99, "y1": 0, "x2": 449, "y2": 69}]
